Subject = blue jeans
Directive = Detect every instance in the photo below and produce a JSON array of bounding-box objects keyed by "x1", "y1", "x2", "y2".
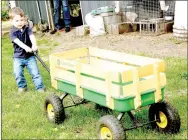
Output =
[
  {"x1": 13, "y1": 56, "x2": 44, "y2": 90},
  {"x1": 53, "y1": 0, "x2": 71, "y2": 29}
]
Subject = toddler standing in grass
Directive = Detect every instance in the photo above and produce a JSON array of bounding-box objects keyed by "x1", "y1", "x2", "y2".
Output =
[{"x1": 9, "y1": 7, "x2": 45, "y2": 93}]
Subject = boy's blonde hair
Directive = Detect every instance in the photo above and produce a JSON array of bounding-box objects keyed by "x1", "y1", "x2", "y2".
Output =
[{"x1": 9, "y1": 7, "x2": 24, "y2": 19}]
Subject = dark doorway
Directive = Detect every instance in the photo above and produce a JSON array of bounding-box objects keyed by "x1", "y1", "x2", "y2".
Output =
[
  {"x1": 50, "y1": 0, "x2": 83, "y2": 28},
  {"x1": 69, "y1": 0, "x2": 83, "y2": 27}
]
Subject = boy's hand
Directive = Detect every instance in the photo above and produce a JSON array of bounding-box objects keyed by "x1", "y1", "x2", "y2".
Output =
[
  {"x1": 32, "y1": 45, "x2": 38, "y2": 52},
  {"x1": 25, "y1": 47, "x2": 33, "y2": 53}
]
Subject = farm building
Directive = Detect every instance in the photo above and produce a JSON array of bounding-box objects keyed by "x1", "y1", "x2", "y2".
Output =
[
  {"x1": 9, "y1": 0, "x2": 175, "y2": 27},
  {"x1": 8, "y1": 0, "x2": 187, "y2": 39}
]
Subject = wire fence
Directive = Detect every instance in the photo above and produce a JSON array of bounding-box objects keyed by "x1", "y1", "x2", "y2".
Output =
[{"x1": 120, "y1": 0, "x2": 175, "y2": 21}]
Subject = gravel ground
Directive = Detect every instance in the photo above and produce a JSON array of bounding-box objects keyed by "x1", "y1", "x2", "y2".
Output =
[
  {"x1": 2, "y1": 21, "x2": 187, "y2": 59},
  {"x1": 41, "y1": 29, "x2": 187, "y2": 59}
]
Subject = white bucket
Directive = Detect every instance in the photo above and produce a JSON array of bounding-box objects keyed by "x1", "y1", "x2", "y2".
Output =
[{"x1": 173, "y1": 1, "x2": 187, "y2": 39}]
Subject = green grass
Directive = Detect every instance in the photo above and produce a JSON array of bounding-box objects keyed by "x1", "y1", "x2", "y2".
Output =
[
  {"x1": 2, "y1": 34, "x2": 187, "y2": 139},
  {"x1": 37, "y1": 37, "x2": 59, "y2": 47}
]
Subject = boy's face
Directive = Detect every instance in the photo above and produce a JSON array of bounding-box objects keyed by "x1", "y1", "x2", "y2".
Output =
[{"x1": 11, "y1": 15, "x2": 25, "y2": 29}]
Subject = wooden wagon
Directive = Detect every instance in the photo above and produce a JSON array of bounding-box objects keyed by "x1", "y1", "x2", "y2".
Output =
[{"x1": 41, "y1": 47, "x2": 180, "y2": 139}]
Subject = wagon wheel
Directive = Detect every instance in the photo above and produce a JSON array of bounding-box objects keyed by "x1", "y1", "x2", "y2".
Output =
[
  {"x1": 44, "y1": 94, "x2": 65, "y2": 124},
  {"x1": 97, "y1": 115, "x2": 125, "y2": 140},
  {"x1": 149, "y1": 101, "x2": 181, "y2": 133}
]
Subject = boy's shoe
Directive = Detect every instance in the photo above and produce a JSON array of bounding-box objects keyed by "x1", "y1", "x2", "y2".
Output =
[
  {"x1": 65, "y1": 27, "x2": 70, "y2": 33},
  {"x1": 37, "y1": 88, "x2": 45, "y2": 93},
  {"x1": 18, "y1": 88, "x2": 27, "y2": 93}
]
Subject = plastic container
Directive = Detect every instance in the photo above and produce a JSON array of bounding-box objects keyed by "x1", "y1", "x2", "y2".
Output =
[{"x1": 173, "y1": 1, "x2": 187, "y2": 39}]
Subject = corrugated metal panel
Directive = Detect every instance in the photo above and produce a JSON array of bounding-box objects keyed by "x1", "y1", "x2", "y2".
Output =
[
  {"x1": 38, "y1": 1, "x2": 48, "y2": 23},
  {"x1": 80, "y1": 1, "x2": 114, "y2": 24},
  {"x1": 15, "y1": 1, "x2": 48, "y2": 24}
]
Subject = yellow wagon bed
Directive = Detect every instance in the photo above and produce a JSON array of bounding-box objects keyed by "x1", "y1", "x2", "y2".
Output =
[{"x1": 49, "y1": 47, "x2": 166, "y2": 112}]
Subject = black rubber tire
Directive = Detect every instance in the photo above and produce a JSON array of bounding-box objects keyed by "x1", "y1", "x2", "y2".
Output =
[
  {"x1": 44, "y1": 94, "x2": 65, "y2": 124},
  {"x1": 97, "y1": 115, "x2": 125, "y2": 140},
  {"x1": 95, "y1": 104, "x2": 112, "y2": 113},
  {"x1": 149, "y1": 101, "x2": 181, "y2": 133}
]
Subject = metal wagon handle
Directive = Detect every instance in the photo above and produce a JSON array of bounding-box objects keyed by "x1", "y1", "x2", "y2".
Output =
[{"x1": 33, "y1": 51, "x2": 50, "y2": 74}]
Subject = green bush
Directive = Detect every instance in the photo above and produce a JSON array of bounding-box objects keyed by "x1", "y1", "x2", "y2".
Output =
[
  {"x1": 1, "y1": 1, "x2": 9, "y2": 20},
  {"x1": 2, "y1": 10, "x2": 9, "y2": 20}
]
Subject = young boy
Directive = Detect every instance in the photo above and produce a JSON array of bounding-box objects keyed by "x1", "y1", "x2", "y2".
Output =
[{"x1": 9, "y1": 7, "x2": 45, "y2": 93}]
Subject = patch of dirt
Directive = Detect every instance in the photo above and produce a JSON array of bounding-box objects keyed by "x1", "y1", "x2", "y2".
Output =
[
  {"x1": 42, "y1": 29, "x2": 187, "y2": 59},
  {"x1": 3, "y1": 19, "x2": 185, "y2": 59},
  {"x1": 2, "y1": 19, "x2": 186, "y2": 59},
  {"x1": 2, "y1": 21, "x2": 12, "y2": 35}
]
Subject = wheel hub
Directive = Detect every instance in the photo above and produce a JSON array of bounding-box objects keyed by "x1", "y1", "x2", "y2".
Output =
[
  {"x1": 47, "y1": 104, "x2": 54, "y2": 119},
  {"x1": 100, "y1": 127, "x2": 112, "y2": 139},
  {"x1": 156, "y1": 111, "x2": 168, "y2": 128}
]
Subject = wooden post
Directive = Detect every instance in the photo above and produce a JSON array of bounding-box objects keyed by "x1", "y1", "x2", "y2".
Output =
[
  {"x1": 75, "y1": 64, "x2": 83, "y2": 98},
  {"x1": 153, "y1": 63, "x2": 162, "y2": 102},
  {"x1": 105, "y1": 72, "x2": 114, "y2": 109},
  {"x1": 133, "y1": 68, "x2": 141, "y2": 109}
]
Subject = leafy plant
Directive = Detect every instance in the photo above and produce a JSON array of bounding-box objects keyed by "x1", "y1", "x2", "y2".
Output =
[
  {"x1": 1, "y1": 1, "x2": 9, "y2": 20},
  {"x1": 70, "y1": 4, "x2": 81, "y2": 17}
]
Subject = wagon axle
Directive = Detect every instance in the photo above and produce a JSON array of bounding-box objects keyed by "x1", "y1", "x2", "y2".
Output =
[
  {"x1": 60, "y1": 92, "x2": 90, "y2": 109},
  {"x1": 117, "y1": 111, "x2": 158, "y2": 131}
]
